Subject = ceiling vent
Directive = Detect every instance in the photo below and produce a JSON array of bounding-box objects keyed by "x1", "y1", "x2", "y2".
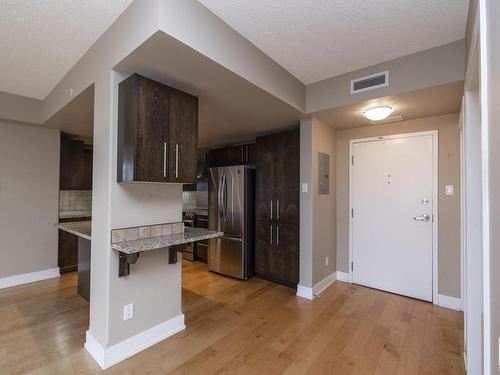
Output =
[{"x1": 351, "y1": 71, "x2": 389, "y2": 94}]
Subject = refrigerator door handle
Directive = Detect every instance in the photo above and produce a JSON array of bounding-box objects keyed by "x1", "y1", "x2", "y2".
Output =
[
  {"x1": 218, "y1": 173, "x2": 223, "y2": 225},
  {"x1": 221, "y1": 236, "x2": 243, "y2": 242},
  {"x1": 223, "y1": 174, "x2": 228, "y2": 224}
]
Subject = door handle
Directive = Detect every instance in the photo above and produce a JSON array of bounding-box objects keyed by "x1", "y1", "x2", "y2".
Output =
[
  {"x1": 413, "y1": 214, "x2": 430, "y2": 222},
  {"x1": 175, "y1": 144, "x2": 179, "y2": 179},
  {"x1": 162, "y1": 142, "x2": 167, "y2": 178}
]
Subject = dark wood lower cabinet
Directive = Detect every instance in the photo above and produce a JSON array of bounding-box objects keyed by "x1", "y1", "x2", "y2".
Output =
[
  {"x1": 255, "y1": 130, "x2": 299, "y2": 287},
  {"x1": 77, "y1": 238, "x2": 91, "y2": 303},
  {"x1": 58, "y1": 216, "x2": 90, "y2": 274}
]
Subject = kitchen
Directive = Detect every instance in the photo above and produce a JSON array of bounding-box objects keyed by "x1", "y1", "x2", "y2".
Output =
[{"x1": 55, "y1": 72, "x2": 300, "y2": 313}]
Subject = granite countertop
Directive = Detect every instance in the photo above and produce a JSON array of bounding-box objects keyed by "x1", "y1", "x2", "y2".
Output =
[
  {"x1": 111, "y1": 227, "x2": 223, "y2": 254},
  {"x1": 56, "y1": 221, "x2": 91, "y2": 240}
]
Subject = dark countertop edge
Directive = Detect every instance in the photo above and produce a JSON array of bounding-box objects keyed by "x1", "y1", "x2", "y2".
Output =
[
  {"x1": 55, "y1": 222, "x2": 92, "y2": 241},
  {"x1": 111, "y1": 228, "x2": 223, "y2": 254}
]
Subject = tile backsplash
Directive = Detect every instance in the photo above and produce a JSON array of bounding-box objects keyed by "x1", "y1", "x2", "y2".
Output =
[
  {"x1": 111, "y1": 222, "x2": 185, "y2": 243},
  {"x1": 59, "y1": 190, "x2": 92, "y2": 213},
  {"x1": 182, "y1": 191, "x2": 208, "y2": 211}
]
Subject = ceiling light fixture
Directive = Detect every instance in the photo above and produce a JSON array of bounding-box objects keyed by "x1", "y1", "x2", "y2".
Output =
[{"x1": 362, "y1": 106, "x2": 393, "y2": 121}]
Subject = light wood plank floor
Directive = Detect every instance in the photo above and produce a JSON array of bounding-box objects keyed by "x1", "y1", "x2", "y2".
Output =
[{"x1": 0, "y1": 261, "x2": 464, "y2": 374}]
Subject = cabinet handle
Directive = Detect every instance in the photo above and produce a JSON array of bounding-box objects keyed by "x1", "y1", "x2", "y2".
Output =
[
  {"x1": 277, "y1": 200, "x2": 280, "y2": 220},
  {"x1": 163, "y1": 142, "x2": 167, "y2": 178},
  {"x1": 175, "y1": 144, "x2": 179, "y2": 179},
  {"x1": 246, "y1": 145, "x2": 249, "y2": 162},
  {"x1": 270, "y1": 200, "x2": 273, "y2": 220},
  {"x1": 270, "y1": 224, "x2": 273, "y2": 245},
  {"x1": 241, "y1": 147, "x2": 244, "y2": 163},
  {"x1": 277, "y1": 225, "x2": 280, "y2": 246}
]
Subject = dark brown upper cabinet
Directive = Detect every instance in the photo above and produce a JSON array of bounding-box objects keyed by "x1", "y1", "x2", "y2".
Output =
[
  {"x1": 60, "y1": 133, "x2": 93, "y2": 190},
  {"x1": 117, "y1": 73, "x2": 198, "y2": 184},
  {"x1": 208, "y1": 143, "x2": 256, "y2": 167}
]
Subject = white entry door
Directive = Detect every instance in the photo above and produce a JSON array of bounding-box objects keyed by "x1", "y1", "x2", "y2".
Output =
[{"x1": 350, "y1": 132, "x2": 437, "y2": 302}]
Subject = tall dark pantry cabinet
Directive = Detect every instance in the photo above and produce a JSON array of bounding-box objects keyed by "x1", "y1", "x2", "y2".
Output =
[{"x1": 255, "y1": 130, "x2": 300, "y2": 287}]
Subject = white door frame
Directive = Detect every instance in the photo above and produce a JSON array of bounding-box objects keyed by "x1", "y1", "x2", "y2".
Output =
[{"x1": 348, "y1": 130, "x2": 439, "y2": 304}]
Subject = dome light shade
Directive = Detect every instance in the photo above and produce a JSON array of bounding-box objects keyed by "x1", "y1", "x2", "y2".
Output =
[{"x1": 362, "y1": 106, "x2": 393, "y2": 121}]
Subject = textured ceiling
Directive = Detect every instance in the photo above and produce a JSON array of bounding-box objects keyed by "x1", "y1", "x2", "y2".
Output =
[
  {"x1": 0, "y1": 0, "x2": 132, "y2": 99},
  {"x1": 198, "y1": 0, "x2": 469, "y2": 84}
]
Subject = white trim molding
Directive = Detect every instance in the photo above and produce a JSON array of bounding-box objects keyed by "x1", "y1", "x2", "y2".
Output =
[
  {"x1": 296, "y1": 285, "x2": 314, "y2": 300},
  {"x1": 437, "y1": 294, "x2": 463, "y2": 311},
  {"x1": 85, "y1": 313, "x2": 185, "y2": 369},
  {"x1": 297, "y1": 271, "x2": 350, "y2": 300},
  {"x1": 313, "y1": 272, "x2": 336, "y2": 295},
  {"x1": 0, "y1": 268, "x2": 60, "y2": 289},
  {"x1": 335, "y1": 271, "x2": 349, "y2": 282}
]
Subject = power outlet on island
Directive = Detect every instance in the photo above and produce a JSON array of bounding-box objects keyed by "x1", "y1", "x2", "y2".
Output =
[
  {"x1": 325, "y1": 256, "x2": 329, "y2": 267},
  {"x1": 123, "y1": 303, "x2": 134, "y2": 321}
]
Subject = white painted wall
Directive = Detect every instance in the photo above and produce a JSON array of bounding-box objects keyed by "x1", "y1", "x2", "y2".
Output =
[{"x1": 0, "y1": 121, "x2": 59, "y2": 278}]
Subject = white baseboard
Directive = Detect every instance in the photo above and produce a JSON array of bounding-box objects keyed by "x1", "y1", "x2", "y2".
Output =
[
  {"x1": 297, "y1": 270, "x2": 352, "y2": 300},
  {"x1": 437, "y1": 294, "x2": 462, "y2": 311},
  {"x1": 296, "y1": 285, "x2": 314, "y2": 300},
  {"x1": 0, "y1": 268, "x2": 60, "y2": 289},
  {"x1": 85, "y1": 313, "x2": 185, "y2": 369},
  {"x1": 335, "y1": 271, "x2": 349, "y2": 282},
  {"x1": 313, "y1": 272, "x2": 337, "y2": 295}
]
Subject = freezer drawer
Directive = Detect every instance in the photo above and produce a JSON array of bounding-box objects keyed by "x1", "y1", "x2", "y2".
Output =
[{"x1": 209, "y1": 236, "x2": 245, "y2": 279}]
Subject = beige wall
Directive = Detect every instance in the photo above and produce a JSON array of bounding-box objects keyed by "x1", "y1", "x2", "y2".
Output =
[
  {"x1": 0, "y1": 121, "x2": 59, "y2": 278},
  {"x1": 336, "y1": 113, "x2": 461, "y2": 298},
  {"x1": 300, "y1": 118, "x2": 337, "y2": 288},
  {"x1": 306, "y1": 40, "x2": 465, "y2": 114}
]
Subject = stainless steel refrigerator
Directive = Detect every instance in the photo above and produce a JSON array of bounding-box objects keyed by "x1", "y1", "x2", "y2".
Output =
[{"x1": 208, "y1": 165, "x2": 255, "y2": 280}]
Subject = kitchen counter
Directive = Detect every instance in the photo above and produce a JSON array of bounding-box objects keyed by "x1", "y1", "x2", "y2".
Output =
[
  {"x1": 111, "y1": 227, "x2": 222, "y2": 254},
  {"x1": 56, "y1": 221, "x2": 91, "y2": 240}
]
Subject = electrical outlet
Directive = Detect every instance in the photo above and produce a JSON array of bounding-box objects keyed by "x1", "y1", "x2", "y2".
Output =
[
  {"x1": 325, "y1": 256, "x2": 329, "y2": 267},
  {"x1": 123, "y1": 303, "x2": 134, "y2": 321}
]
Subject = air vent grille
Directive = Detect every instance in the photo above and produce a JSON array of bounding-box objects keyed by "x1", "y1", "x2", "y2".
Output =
[{"x1": 351, "y1": 71, "x2": 389, "y2": 94}]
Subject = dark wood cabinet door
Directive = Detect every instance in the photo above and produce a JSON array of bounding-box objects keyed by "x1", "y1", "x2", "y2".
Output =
[
  {"x1": 255, "y1": 189, "x2": 275, "y2": 222},
  {"x1": 275, "y1": 130, "x2": 299, "y2": 191},
  {"x1": 276, "y1": 188, "x2": 299, "y2": 225},
  {"x1": 276, "y1": 223, "x2": 299, "y2": 284},
  {"x1": 58, "y1": 229, "x2": 78, "y2": 274},
  {"x1": 256, "y1": 135, "x2": 276, "y2": 192},
  {"x1": 254, "y1": 130, "x2": 299, "y2": 288},
  {"x1": 60, "y1": 134, "x2": 85, "y2": 190},
  {"x1": 254, "y1": 220, "x2": 274, "y2": 277},
  {"x1": 118, "y1": 74, "x2": 199, "y2": 183},
  {"x1": 82, "y1": 148, "x2": 93, "y2": 190},
  {"x1": 135, "y1": 75, "x2": 170, "y2": 182},
  {"x1": 169, "y1": 88, "x2": 198, "y2": 183},
  {"x1": 208, "y1": 145, "x2": 252, "y2": 167},
  {"x1": 245, "y1": 143, "x2": 256, "y2": 164}
]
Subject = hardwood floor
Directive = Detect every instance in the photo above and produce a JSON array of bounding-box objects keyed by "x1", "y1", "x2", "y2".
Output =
[{"x1": 0, "y1": 261, "x2": 465, "y2": 374}]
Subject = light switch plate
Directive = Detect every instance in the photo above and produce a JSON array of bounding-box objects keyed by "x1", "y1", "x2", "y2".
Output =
[
  {"x1": 123, "y1": 303, "x2": 134, "y2": 321},
  {"x1": 445, "y1": 185, "x2": 454, "y2": 196},
  {"x1": 302, "y1": 183, "x2": 309, "y2": 193}
]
